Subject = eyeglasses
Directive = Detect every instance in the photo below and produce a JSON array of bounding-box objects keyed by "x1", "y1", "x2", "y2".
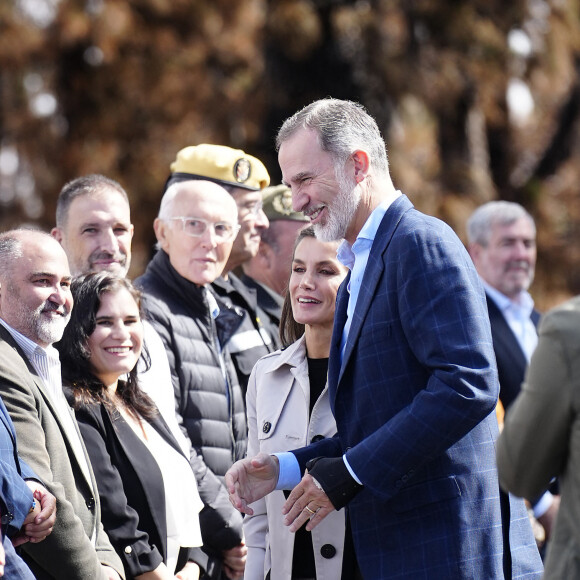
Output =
[
  {"x1": 239, "y1": 199, "x2": 264, "y2": 221},
  {"x1": 167, "y1": 217, "x2": 241, "y2": 242}
]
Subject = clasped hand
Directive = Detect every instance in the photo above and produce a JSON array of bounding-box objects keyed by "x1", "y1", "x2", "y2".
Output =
[
  {"x1": 282, "y1": 473, "x2": 335, "y2": 532},
  {"x1": 12, "y1": 482, "x2": 57, "y2": 547}
]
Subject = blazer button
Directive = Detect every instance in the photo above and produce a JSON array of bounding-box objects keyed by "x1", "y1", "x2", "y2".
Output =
[
  {"x1": 85, "y1": 497, "x2": 95, "y2": 511},
  {"x1": 311, "y1": 434, "x2": 325, "y2": 443},
  {"x1": 262, "y1": 421, "x2": 272, "y2": 433},
  {"x1": 124, "y1": 545, "x2": 133, "y2": 554},
  {"x1": 320, "y1": 544, "x2": 336, "y2": 559}
]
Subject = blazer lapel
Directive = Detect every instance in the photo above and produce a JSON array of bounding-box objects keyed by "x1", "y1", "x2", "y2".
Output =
[
  {"x1": 32, "y1": 371, "x2": 96, "y2": 491},
  {"x1": 486, "y1": 296, "x2": 527, "y2": 370},
  {"x1": 261, "y1": 336, "x2": 309, "y2": 419},
  {"x1": 106, "y1": 409, "x2": 169, "y2": 560},
  {"x1": 149, "y1": 413, "x2": 188, "y2": 460},
  {"x1": 336, "y1": 196, "x2": 412, "y2": 390},
  {"x1": 328, "y1": 275, "x2": 349, "y2": 402}
]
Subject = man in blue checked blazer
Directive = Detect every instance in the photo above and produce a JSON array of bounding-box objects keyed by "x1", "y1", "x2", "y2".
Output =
[
  {"x1": 0, "y1": 395, "x2": 55, "y2": 579},
  {"x1": 226, "y1": 98, "x2": 543, "y2": 579}
]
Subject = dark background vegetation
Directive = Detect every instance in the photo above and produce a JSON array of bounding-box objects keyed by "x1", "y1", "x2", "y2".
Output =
[{"x1": 2, "y1": 0, "x2": 580, "y2": 308}]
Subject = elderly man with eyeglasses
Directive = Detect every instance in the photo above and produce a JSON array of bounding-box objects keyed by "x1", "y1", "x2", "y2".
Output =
[
  {"x1": 163, "y1": 145, "x2": 280, "y2": 398},
  {"x1": 135, "y1": 180, "x2": 248, "y2": 580}
]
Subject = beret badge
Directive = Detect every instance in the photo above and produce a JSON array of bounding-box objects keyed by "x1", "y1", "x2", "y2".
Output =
[
  {"x1": 272, "y1": 188, "x2": 294, "y2": 216},
  {"x1": 234, "y1": 158, "x2": 252, "y2": 184}
]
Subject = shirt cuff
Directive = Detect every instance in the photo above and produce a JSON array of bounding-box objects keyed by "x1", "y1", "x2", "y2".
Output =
[
  {"x1": 532, "y1": 491, "x2": 553, "y2": 518},
  {"x1": 343, "y1": 454, "x2": 362, "y2": 484},
  {"x1": 274, "y1": 452, "x2": 302, "y2": 490}
]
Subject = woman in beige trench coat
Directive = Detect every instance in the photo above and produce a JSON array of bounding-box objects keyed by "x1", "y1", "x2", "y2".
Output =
[{"x1": 243, "y1": 227, "x2": 351, "y2": 580}]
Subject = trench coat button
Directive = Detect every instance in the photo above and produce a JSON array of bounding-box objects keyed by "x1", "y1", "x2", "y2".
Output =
[
  {"x1": 311, "y1": 434, "x2": 325, "y2": 443},
  {"x1": 320, "y1": 544, "x2": 336, "y2": 559},
  {"x1": 85, "y1": 497, "x2": 95, "y2": 510},
  {"x1": 124, "y1": 545, "x2": 132, "y2": 554},
  {"x1": 262, "y1": 421, "x2": 272, "y2": 433}
]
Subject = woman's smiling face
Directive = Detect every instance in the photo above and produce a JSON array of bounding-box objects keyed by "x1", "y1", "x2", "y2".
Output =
[
  {"x1": 289, "y1": 235, "x2": 346, "y2": 332},
  {"x1": 87, "y1": 287, "x2": 143, "y2": 388}
]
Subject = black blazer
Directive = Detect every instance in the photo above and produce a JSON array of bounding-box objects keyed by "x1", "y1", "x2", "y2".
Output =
[
  {"x1": 486, "y1": 294, "x2": 541, "y2": 410},
  {"x1": 70, "y1": 394, "x2": 206, "y2": 578}
]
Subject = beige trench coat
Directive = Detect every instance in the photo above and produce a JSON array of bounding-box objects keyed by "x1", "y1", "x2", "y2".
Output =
[{"x1": 243, "y1": 335, "x2": 346, "y2": 580}]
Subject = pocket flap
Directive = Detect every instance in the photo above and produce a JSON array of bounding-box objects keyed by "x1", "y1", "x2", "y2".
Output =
[{"x1": 392, "y1": 475, "x2": 461, "y2": 513}]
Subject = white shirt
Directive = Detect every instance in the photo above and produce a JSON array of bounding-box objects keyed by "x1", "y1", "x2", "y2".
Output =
[
  {"x1": 122, "y1": 410, "x2": 203, "y2": 573},
  {"x1": 484, "y1": 282, "x2": 538, "y2": 361},
  {"x1": 138, "y1": 321, "x2": 192, "y2": 457}
]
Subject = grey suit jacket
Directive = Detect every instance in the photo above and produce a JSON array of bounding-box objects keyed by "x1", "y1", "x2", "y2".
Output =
[
  {"x1": 497, "y1": 296, "x2": 580, "y2": 579},
  {"x1": 0, "y1": 324, "x2": 124, "y2": 580}
]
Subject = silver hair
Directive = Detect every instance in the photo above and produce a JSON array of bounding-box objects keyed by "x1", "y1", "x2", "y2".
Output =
[
  {"x1": 0, "y1": 229, "x2": 58, "y2": 278},
  {"x1": 466, "y1": 201, "x2": 536, "y2": 246},
  {"x1": 0, "y1": 232, "x2": 24, "y2": 279},
  {"x1": 158, "y1": 180, "x2": 239, "y2": 220},
  {"x1": 157, "y1": 181, "x2": 183, "y2": 220},
  {"x1": 276, "y1": 98, "x2": 389, "y2": 176}
]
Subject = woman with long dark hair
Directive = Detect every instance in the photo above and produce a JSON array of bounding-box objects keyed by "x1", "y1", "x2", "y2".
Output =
[
  {"x1": 243, "y1": 227, "x2": 353, "y2": 580},
  {"x1": 56, "y1": 272, "x2": 204, "y2": 580}
]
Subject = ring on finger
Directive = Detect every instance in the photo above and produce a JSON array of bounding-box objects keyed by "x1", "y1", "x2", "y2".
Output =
[{"x1": 304, "y1": 505, "x2": 316, "y2": 515}]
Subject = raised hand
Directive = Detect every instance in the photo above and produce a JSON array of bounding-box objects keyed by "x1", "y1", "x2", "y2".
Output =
[{"x1": 225, "y1": 453, "x2": 279, "y2": 515}]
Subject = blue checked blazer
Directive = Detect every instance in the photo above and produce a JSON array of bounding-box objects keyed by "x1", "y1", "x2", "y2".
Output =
[
  {"x1": 293, "y1": 195, "x2": 543, "y2": 579},
  {"x1": 0, "y1": 395, "x2": 37, "y2": 579}
]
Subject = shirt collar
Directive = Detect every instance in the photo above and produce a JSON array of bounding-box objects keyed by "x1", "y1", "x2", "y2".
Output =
[
  {"x1": 336, "y1": 241, "x2": 356, "y2": 270},
  {"x1": 205, "y1": 288, "x2": 220, "y2": 320},
  {"x1": 483, "y1": 281, "x2": 534, "y2": 317},
  {"x1": 0, "y1": 317, "x2": 45, "y2": 358},
  {"x1": 0, "y1": 317, "x2": 61, "y2": 365},
  {"x1": 337, "y1": 192, "x2": 401, "y2": 270}
]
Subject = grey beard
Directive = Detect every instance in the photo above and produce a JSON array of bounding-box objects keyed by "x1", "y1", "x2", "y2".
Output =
[
  {"x1": 315, "y1": 180, "x2": 361, "y2": 242},
  {"x1": 34, "y1": 315, "x2": 69, "y2": 345},
  {"x1": 28, "y1": 301, "x2": 71, "y2": 345}
]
